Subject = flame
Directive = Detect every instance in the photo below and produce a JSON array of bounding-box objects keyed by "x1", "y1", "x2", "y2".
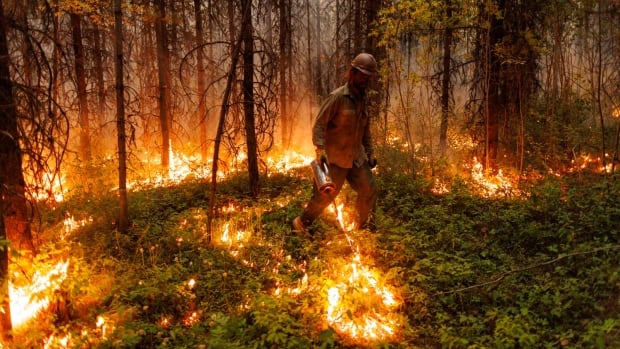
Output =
[
  {"x1": 62, "y1": 212, "x2": 93, "y2": 239},
  {"x1": 567, "y1": 154, "x2": 611, "y2": 173},
  {"x1": 335, "y1": 203, "x2": 346, "y2": 230},
  {"x1": 431, "y1": 178, "x2": 450, "y2": 195},
  {"x1": 24, "y1": 171, "x2": 65, "y2": 203},
  {"x1": 266, "y1": 150, "x2": 314, "y2": 174},
  {"x1": 328, "y1": 202, "x2": 356, "y2": 232},
  {"x1": 160, "y1": 317, "x2": 171, "y2": 328},
  {"x1": 24, "y1": 149, "x2": 313, "y2": 204},
  {"x1": 182, "y1": 311, "x2": 199, "y2": 326},
  {"x1": 470, "y1": 157, "x2": 520, "y2": 197},
  {"x1": 43, "y1": 334, "x2": 71, "y2": 349},
  {"x1": 215, "y1": 204, "x2": 251, "y2": 249},
  {"x1": 323, "y1": 201, "x2": 402, "y2": 344},
  {"x1": 325, "y1": 254, "x2": 402, "y2": 344},
  {"x1": 220, "y1": 223, "x2": 230, "y2": 243},
  {"x1": 9, "y1": 260, "x2": 70, "y2": 328},
  {"x1": 96, "y1": 315, "x2": 109, "y2": 339}
]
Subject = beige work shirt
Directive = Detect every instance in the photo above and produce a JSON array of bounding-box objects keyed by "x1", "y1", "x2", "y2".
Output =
[{"x1": 312, "y1": 83, "x2": 373, "y2": 169}]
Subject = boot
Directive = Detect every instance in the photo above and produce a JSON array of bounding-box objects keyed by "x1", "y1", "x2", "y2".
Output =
[{"x1": 292, "y1": 216, "x2": 308, "y2": 234}]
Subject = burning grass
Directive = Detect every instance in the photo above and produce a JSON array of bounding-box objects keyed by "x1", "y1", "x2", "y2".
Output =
[
  {"x1": 323, "y1": 253, "x2": 404, "y2": 345},
  {"x1": 9, "y1": 147, "x2": 618, "y2": 347}
]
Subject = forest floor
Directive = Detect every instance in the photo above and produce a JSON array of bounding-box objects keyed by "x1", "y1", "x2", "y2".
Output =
[{"x1": 6, "y1": 150, "x2": 620, "y2": 348}]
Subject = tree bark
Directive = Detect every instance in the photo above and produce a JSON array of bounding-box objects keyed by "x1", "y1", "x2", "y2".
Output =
[
  {"x1": 439, "y1": 0, "x2": 453, "y2": 157},
  {"x1": 353, "y1": 0, "x2": 361, "y2": 52},
  {"x1": 114, "y1": 0, "x2": 128, "y2": 234},
  {"x1": 70, "y1": 12, "x2": 92, "y2": 162},
  {"x1": 208, "y1": 1, "x2": 249, "y2": 240},
  {"x1": 93, "y1": 24, "x2": 107, "y2": 143},
  {"x1": 194, "y1": 0, "x2": 207, "y2": 161},
  {"x1": 242, "y1": 0, "x2": 259, "y2": 197},
  {"x1": 0, "y1": 0, "x2": 10, "y2": 330},
  {"x1": 0, "y1": 0, "x2": 32, "y2": 336},
  {"x1": 485, "y1": 17, "x2": 501, "y2": 172},
  {"x1": 278, "y1": 0, "x2": 290, "y2": 147},
  {"x1": 155, "y1": 0, "x2": 171, "y2": 171}
]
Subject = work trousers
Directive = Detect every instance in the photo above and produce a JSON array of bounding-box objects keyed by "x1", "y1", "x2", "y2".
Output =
[{"x1": 300, "y1": 162, "x2": 377, "y2": 228}]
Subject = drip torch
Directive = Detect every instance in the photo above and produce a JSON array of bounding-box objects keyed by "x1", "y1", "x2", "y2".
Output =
[{"x1": 310, "y1": 159, "x2": 335, "y2": 194}]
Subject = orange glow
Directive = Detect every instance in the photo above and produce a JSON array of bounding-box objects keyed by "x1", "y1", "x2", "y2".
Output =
[
  {"x1": 9, "y1": 260, "x2": 70, "y2": 329},
  {"x1": 160, "y1": 317, "x2": 171, "y2": 328},
  {"x1": 24, "y1": 149, "x2": 314, "y2": 205},
  {"x1": 219, "y1": 223, "x2": 230, "y2": 245},
  {"x1": 24, "y1": 171, "x2": 65, "y2": 203},
  {"x1": 216, "y1": 220, "x2": 250, "y2": 248},
  {"x1": 469, "y1": 157, "x2": 521, "y2": 197},
  {"x1": 43, "y1": 334, "x2": 71, "y2": 349},
  {"x1": 430, "y1": 178, "x2": 450, "y2": 195},
  {"x1": 63, "y1": 212, "x2": 93, "y2": 238},
  {"x1": 182, "y1": 311, "x2": 199, "y2": 326},
  {"x1": 328, "y1": 202, "x2": 356, "y2": 232},
  {"x1": 266, "y1": 150, "x2": 314, "y2": 174},
  {"x1": 96, "y1": 315, "x2": 109, "y2": 339},
  {"x1": 325, "y1": 254, "x2": 402, "y2": 344},
  {"x1": 273, "y1": 273, "x2": 308, "y2": 297},
  {"x1": 323, "y1": 201, "x2": 403, "y2": 344},
  {"x1": 568, "y1": 154, "x2": 612, "y2": 173}
]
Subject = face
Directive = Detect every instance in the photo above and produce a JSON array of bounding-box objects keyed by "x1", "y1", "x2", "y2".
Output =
[{"x1": 350, "y1": 68, "x2": 372, "y2": 90}]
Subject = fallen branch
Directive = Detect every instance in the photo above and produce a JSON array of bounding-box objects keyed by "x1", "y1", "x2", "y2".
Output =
[{"x1": 434, "y1": 244, "x2": 620, "y2": 296}]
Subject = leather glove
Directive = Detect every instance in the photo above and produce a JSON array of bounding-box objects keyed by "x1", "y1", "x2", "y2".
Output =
[
  {"x1": 316, "y1": 148, "x2": 328, "y2": 164},
  {"x1": 367, "y1": 154, "x2": 377, "y2": 169}
]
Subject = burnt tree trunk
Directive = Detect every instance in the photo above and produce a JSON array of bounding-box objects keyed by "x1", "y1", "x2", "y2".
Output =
[
  {"x1": 208, "y1": 1, "x2": 249, "y2": 240},
  {"x1": 114, "y1": 0, "x2": 128, "y2": 234},
  {"x1": 241, "y1": 0, "x2": 259, "y2": 197},
  {"x1": 0, "y1": 77, "x2": 12, "y2": 337},
  {"x1": 278, "y1": 0, "x2": 291, "y2": 147},
  {"x1": 70, "y1": 12, "x2": 92, "y2": 162},
  {"x1": 439, "y1": 0, "x2": 453, "y2": 157},
  {"x1": 194, "y1": 0, "x2": 208, "y2": 161},
  {"x1": 93, "y1": 24, "x2": 107, "y2": 143},
  {"x1": 155, "y1": 0, "x2": 172, "y2": 171},
  {"x1": 0, "y1": 0, "x2": 34, "y2": 337}
]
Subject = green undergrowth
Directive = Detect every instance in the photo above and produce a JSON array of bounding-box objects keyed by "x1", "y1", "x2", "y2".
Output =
[{"x1": 20, "y1": 166, "x2": 620, "y2": 348}]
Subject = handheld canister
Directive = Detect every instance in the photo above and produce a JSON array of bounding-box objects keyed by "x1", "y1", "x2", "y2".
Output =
[{"x1": 310, "y1": 159, "x2": 336, "y2": 194}]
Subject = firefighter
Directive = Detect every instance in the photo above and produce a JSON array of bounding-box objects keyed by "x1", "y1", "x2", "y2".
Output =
[{"x1": 292, "y1": 52, "x2": 378, "y2": 234}]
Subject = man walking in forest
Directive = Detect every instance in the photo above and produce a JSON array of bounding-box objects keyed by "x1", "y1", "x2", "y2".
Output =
[{"x1": 292, "y1": 52, "x2": 379, "y2": 235}]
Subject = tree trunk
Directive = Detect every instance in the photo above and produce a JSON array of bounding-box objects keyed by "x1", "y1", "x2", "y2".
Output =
[
  {"x1": 306, "y1": 0, "x2": 314, "y2": 122},
  {"x1": 242, "y1": 0, "x2": 259, "y2": 197},
  {"x1": 278, "y1": 0, "x2": 290, "y2": 147},
  {"x1": 194, "y1": 0, "x2": 207, "y2": 161},
  {"x1": 0, "y1": 201, "x2": 10, "y2": 340},
  {"x1": 316, "y1": 1, "x2": 322, "y2": 97},
  {"x1": 155, "y1": 0, "x2": 171, "y2": 171},
  {"x1": 93, "y1": 24, "x2": 107, "y2": 143},
  {"x1": 439, "y1": 0, "x2": 453, "y2": 157},
  {"x1": 114, "y1": 0, "x2": 128, "y2": 234},
  {"x1": 353, "y1": 0, "x2": 361, "y2": 52},
  {"x1": 0, "y1": 0, "x2": 33, "y2": 336},
  {"x1": 486, "y1": 22, "x2": 501, "y2": 172},
  {"x1": 70, "y1": 12, "x2": 92, "y2": 162},
  {"x1": 0, "y1": 13, "x2": 10, "y2": 338},
  {"x1": 208, "y1": 2, "x2": 249, "y2": 240},
  {"x1": 51, "y1": 0, "x2": 61, "y2": 120}
]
